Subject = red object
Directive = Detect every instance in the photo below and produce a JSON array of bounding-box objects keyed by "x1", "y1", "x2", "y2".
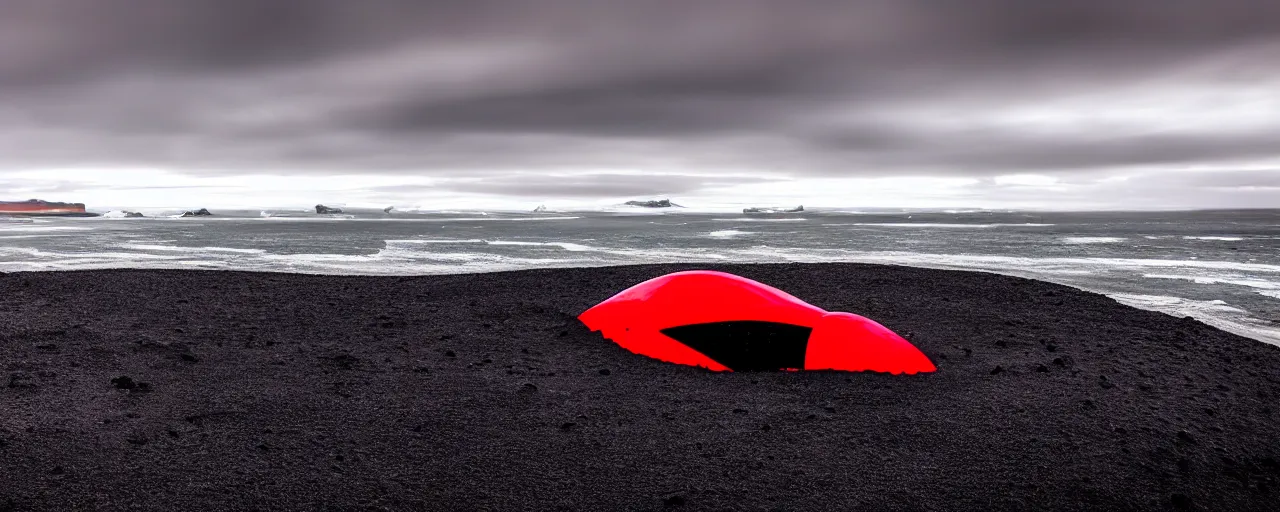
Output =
[
  {"x1": 578, "y1": 270, "x2": 935, "y2": 374},
  {"x1": 0, "y1": 199, "x2": 89, "y2": 215}
]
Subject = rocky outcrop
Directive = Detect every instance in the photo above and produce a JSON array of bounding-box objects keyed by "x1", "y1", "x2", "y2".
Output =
[
  {"x1": 625, "y1": 199, "x2": 681, "y2": 208},
  {"x1": 179, "y1": 208, "x2": 212, "y2": 217},
  {"x1": 532, "y1": 205, "x2": 548, "y2": 213},
  {"x1": 316, "y1": 204, "x2": 344, "y2": 214},
  {"x1": 0, "y1": 199, "x2": 97, "y2": 216},
  {"x1": 123, "y1": 211, "x2": 145, "y2": 218},
  {"x1": 383, "y1": 206, "x2": 395, "y2": 214}
]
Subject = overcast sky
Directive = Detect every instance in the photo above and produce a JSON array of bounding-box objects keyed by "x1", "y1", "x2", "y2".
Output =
[{"x1": 1, "y1": 0, "x2": 1278, "y2": 210}]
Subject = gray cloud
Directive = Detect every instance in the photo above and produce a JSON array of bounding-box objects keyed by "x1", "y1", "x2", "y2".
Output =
[
  {"x1": 426, "y1": 173, "x2": 782, "y2": 198},
  {"x1": 961, "y1": 167, "x2": 1280, "y2": 210},
  {"x1": 0, "y1": 179, "x2": 84, "y2": 195},
  {"x1": 0, "y1": 0, "x2": 1278, "y2": 203},
  {"x1": 801, "y1": 127, "x2": 1280, "y2": 172}
]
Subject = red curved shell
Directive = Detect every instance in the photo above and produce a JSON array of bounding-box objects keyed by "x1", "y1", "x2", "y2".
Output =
[{"x1": 578, "y1": 270, "x2": 935, "y2": 374}]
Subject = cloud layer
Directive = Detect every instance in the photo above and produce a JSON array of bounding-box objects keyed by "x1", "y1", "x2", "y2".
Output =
[{"x1": 1, "y1": 0, "x2": 1278, "y2": 207}]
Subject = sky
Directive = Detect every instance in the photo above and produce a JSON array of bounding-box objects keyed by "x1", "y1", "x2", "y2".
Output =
[{"x1": 0, "y1": 0, "x2": 1278, "y2": 210}]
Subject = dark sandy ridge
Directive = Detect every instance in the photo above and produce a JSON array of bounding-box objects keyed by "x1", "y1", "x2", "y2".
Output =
[{"x1": 1, "y1": 264, "x2": 1278, "y2": 511}]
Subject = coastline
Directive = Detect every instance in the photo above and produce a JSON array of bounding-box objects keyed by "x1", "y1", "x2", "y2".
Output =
[
  {"x1": 2, "y1": 263, "x2": 1278, "y2": 510},
  {"x1": 0, "y1": 212, "x2": 102, "y2": 217}
]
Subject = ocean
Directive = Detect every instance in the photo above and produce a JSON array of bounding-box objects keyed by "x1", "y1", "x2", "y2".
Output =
[{"x1": 3, "y1": 207, "x2": 1279, "y2": 346}]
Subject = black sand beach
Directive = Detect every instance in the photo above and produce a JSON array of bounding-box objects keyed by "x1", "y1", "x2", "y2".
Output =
[{"x1": 2, "y1": 264, "x2": 1278, "y2": 511}]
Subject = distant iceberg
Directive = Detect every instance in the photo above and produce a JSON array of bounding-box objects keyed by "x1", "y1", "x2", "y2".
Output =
[
  {"x1": 179, "y1": 208, "x2": 213, "y2": 217},
  {"x1": 743, "y1": 205, "x2": 803, "y2": 214},
  {"x1": 625, "y1": 199, "x2": 682, "y2": 208}
]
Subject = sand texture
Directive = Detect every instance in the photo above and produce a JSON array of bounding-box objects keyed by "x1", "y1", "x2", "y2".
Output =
[{"x1": 2, "y1": 264, "x2": 1278, "y2": 511}]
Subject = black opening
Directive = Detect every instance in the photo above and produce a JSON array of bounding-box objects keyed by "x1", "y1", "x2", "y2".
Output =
[{"x1": 660, "y1": 321, "x2": 813, "y2": 371}]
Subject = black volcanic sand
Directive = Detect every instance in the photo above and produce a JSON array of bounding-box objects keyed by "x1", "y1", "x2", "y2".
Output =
[{"x1": 2, "y1": 264, "x2": 1279, "y2": 511}]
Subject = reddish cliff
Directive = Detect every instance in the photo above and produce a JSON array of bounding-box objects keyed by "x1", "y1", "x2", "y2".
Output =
[{"x1": 0, "y1": 199, "x2": 91, "y2": 215}]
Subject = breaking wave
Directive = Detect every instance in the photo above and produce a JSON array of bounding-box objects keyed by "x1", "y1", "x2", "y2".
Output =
[
  {"x1": 1062, "y1": 237, "x2": 1127, "y2": 244},
  {"x1": 1183, "y1": 236, "x2": 1245, "y2": 241},
  {"x1": 833, "y1": 223, "x2": 1054, "y2": 228}
]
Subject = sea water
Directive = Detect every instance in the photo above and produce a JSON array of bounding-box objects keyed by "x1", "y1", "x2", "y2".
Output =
[{"x1": 2, "y1": 207, "x2": 1279, "y2": 346}]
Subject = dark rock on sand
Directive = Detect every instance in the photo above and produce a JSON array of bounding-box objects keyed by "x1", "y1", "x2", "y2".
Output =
[
  {"x1": 110, "y1": 376, "x2": 150, "y2": 392},
  {"x1": 7, "y1": 372, "x2": 35, "y2": 389},
  {"x1": 179, "y1": 208, "x2": 212, "y2": 217},
  {"x1": 1, "y1": 264, "x2": 1279, "y2": 511},
  {"x1": 315, "y1": 204, "x2": 344, "y2": 214},
  {"x1": 110, "y1": 375, "x2": 136, "y2": 390}
]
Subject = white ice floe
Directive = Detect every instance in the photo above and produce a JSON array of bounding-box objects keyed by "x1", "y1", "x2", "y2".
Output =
[
  {"x1": 1183, "y1": 236, "x2": 1245, "y2": 241},
  {"x1": 1062, "y1": 237, "x2": 1127, "y2": 244},
  {"x1": 484, "y1": 240, "x2": 596, "y2": 252},
  {"x1": 832, "y1": 223, "x2": 1053, "y2": 228},
  {"x1": 708, "y1": 230, "x2": 752, "y2": 238},
  {"x1": 711, "y1": 218, "x2": 807, "y2": 222}
]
